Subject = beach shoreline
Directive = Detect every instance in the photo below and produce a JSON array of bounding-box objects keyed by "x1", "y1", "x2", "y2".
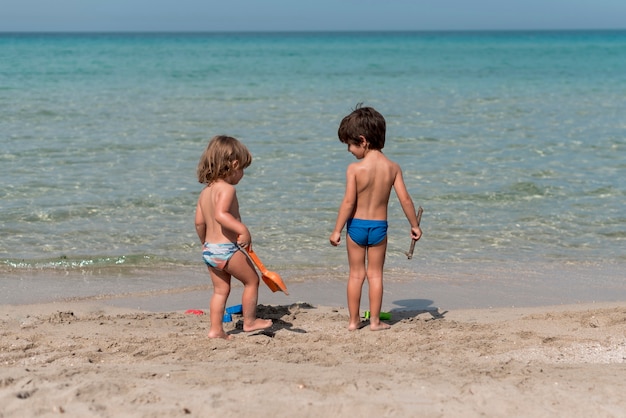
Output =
[
  {"x1": 2, "y1": 258, "x2": 625, "y2": 311},
  {"x1": 1, "y1": 297, "x2": 625, "y2": 417}
]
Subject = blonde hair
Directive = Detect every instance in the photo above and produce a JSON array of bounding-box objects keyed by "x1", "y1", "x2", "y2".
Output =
[{"x1": 197, "y1": 135, "x2": 252, "y2": 185}]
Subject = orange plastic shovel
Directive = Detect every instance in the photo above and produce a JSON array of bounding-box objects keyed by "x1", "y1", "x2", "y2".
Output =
[{"x1": 239, "y1": 244, "x2": 289, "y2": 295}]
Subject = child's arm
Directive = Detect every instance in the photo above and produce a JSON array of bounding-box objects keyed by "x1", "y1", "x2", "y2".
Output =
[
  {"x1": 194, "y1": 200, "x2": 207, "y2": 243},
  {"x1": 214, "y1": 184, "x2": 251, "y2": 245},
  {"x1": 330, "y1": 166, "x2": 357, "y2": 246},
  {"x1": 394, "y1": 169, "x2": 422, "y2": 241}
]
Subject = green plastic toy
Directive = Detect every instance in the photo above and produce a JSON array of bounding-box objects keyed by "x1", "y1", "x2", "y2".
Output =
[{"x1": 364, "y1": 311, "x2": 391, "y2": 320}]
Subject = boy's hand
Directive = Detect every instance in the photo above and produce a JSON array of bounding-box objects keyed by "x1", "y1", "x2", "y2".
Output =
[
  {"x1": 411, "y1": 226, "x2": 422, "y2": 241},
  {"x1": 329, "y1": 232, "x2": 341, "y2": 246}
]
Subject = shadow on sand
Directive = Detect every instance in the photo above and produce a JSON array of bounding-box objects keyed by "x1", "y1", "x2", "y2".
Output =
[
  {"x1": 230, "y1": 302, "x2": 314, "y2": 337},
  {"x1": 387, "y1": 298, "x2": 448, "y2": 323}
]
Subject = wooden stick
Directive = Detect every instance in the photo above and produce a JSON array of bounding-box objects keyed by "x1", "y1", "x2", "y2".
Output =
[{"x1": 406, "y1": 206, "x2": 423, "y2": 259}]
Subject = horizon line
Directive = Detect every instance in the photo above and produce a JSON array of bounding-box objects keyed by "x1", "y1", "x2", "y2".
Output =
[{"x1": 1, "y1": 27, "x2": 625, "y2": 34}]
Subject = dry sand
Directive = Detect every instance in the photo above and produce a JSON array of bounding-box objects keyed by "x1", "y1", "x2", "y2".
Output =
[{"x1": 1, "y1": 299, "x2": 625, "y2": 417}]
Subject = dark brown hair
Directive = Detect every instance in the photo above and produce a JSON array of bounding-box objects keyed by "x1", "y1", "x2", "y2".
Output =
[{"x1": 337, "y1": 104, "x2": 386, "y2": 150}]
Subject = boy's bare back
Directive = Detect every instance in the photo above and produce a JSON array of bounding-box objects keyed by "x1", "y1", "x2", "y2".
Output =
[{"x1": 349, "y1": 150, "x2": 402, "y2": 221}]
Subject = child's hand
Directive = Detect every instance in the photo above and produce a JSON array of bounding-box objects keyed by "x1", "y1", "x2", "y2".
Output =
[
  {"x1": 237, "y1": 230, "x2": 252, "y2": 248},
  {"x1": 411, "y1": 226, "x2": 422, "y2": 241},
  {"x1": 329, "y1": 231, "x2": 341, "y2": 246}
]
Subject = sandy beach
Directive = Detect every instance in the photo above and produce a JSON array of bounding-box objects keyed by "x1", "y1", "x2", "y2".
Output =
[
  {"x1": 1, "y1": 295, "x2": 625, "y2": 417},
  {"x1": 2, "y1": 26, "x2": 625, "y2": 418}
]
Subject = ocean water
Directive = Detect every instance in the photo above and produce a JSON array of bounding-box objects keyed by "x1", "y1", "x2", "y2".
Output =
[{"x1": 1, "y1": 31, "x2": 624, "y2": 306}]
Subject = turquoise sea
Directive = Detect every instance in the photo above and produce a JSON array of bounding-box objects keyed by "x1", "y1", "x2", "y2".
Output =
[{"x1": 1, "y1": 31, "x2": 624, "y2": 308}]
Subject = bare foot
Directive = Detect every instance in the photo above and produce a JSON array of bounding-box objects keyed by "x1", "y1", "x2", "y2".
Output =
[
  {"x1": 370, "y1": 321, "x2": 391, "y2": 331},
  {"x1": 243, "y1": 318, "x2": 273, "y2": 332},
  {"x1": 208, "y1": 331, "x2": 233, "y2": 340},
  {"x1": 348, "y1": 320, "x2": 368, "y2": 331}
]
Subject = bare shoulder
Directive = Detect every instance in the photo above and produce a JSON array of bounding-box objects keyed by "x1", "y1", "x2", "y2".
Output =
[
  {"x1": 209, "y1": 180, "x2": 235, "y2": 194},
  {"x1": 380, "y1": 154, "x2": 402, "y2": 175},
  {"x1": 197, "y1": 184, "x2": 210, "y2": 199},
  {"x1": 346, "y1": 161, "x2": 361, "y2": 175},
  {"x1": 392, "y1": 159, "x2": 403, "y2": 175},
  {"x1": 196, "y1": 185, "x2": 211, "y2": 208},
  {"x1": 198, "y1": 181, "x2": 232, "y2": 204}
]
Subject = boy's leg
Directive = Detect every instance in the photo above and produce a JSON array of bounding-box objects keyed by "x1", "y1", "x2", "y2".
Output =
[
  {"x1": 366, "y1": 239, "x2": 391, "y2": 330},
  {"x1": 346, "y1": 236, "x2": 367, "y2": 330},
  {"x1": 225, "y1": 251, "x2": 272, "y2": 332},
  {"x1": 208, "y1": 267, "x2": 232, "y2": 339}
]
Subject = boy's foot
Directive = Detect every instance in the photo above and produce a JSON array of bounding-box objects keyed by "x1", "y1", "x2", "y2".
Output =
[
  {"x1": 348, "y1": 320, "x2": 368, "y2": 331},
  {"x1": 369, "y1": 321, "x2": 391, "y2": 331},
  {"x1": 243, "y1": 318, "x2": 273, "y2": 332},
  {"x1": 208, "y1": 331, "x2": 233, "y2": 340}
]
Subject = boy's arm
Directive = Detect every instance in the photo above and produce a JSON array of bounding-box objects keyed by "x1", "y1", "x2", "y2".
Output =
[
  {"x1": 330, "y1": 166, "x2": 357, "y2": 246},
  {"x1": 394, "y1": 169, "x2": 422, "y2": 241}
]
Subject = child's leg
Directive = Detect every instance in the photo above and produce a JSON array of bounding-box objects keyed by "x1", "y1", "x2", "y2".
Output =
[
  {"x1": 225, "y1": 251, "x2": 272, "y2": 332},
  {"x1": 346, "y1": 236, "x2": 367, "y2": 330},
  {"x1": 208, "y1": 268, "x2": 232, "y2": 339},
  {"x1": 366, "y1": 239, "x2": 390, "y2": 331}
]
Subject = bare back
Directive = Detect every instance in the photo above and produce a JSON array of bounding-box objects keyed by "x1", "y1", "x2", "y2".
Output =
[
  {"x1": 195, "y1": 180, "x2": 242, "y2": 244},
  {"x1": 350, "y1": 151, "x2": 400, "y2": 221}
]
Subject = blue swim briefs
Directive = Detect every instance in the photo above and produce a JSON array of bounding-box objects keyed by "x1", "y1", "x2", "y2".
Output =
[{"x1": 346, "y1": 218, "x2": 388, "y2": 247}]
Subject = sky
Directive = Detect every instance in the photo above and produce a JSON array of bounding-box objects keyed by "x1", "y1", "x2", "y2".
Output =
[{"x1": 1, "y1": 0, "x2": 625, "y2": 32}]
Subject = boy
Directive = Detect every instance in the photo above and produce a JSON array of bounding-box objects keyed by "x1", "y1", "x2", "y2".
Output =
[
  {"x1": 330, "y1": 106, "x2": 422, "y2": 331},
  {"x1": 196, "y1": 135, "x2": 272, "y2": 339}
]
